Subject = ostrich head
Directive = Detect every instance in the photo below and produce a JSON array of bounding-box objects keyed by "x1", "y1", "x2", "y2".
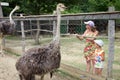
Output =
[{"x1": 56, "y1": 3, "x2": 66, "y2": 12}]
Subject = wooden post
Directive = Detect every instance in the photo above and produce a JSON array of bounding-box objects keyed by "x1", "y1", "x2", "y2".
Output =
[
  {"x1": 66, "y1": 20, "x2": 69, "y2": 33},
  {"x1": 20, "y1": 14, "x2": 25, "y2": 53},
  {"x1": 35, "y1": 20, "x2": 40, "y2": 44},
  {"x1": 0, "y1": 2, "x2": 3, "y2": 17},
  {"x1": 107, "y1": 6, "x2": 115, "y2": 79},
  {"x1": 80, "y1": 20, "x2": 83, "y2": 34},
  {"x1": 30, "y1": 20, "x2": 32, "y2": 38}
]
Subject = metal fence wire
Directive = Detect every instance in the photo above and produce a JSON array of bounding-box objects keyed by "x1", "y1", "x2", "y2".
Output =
[{"x1": 14, "y1": 19, "x2": 108, "y2": 38}]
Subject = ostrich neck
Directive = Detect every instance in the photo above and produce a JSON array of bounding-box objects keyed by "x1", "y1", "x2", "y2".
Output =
[
  {"x1": 9, "y1": 8, "x2": 16, "y2": 24},
  {"x1": 53, "y1": 9, "x2": 61, "y2": 43}
]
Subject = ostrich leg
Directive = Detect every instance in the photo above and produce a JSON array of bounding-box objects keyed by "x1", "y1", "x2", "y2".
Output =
[
  {"x1": 31, "y1": 75, "x2": 35, "y2": 80},
  {"x1": 19, "y1": 74, "x2": 23, "y2": 80},
  {"x1": 40, "y1": 75, "x2": 44, "y2": 80}
]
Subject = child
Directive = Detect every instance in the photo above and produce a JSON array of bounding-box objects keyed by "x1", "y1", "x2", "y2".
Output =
[{"x1": 94, "y1": 39, "x2": 105, "y2": 76}]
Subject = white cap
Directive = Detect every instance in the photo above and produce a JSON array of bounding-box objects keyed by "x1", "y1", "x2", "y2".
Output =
[
  {"x1": 94, "y1": 39, "x2": 104, "y2": 47},
  {"x1": 84, "y1": 20, "x2": 95, "y2": 27}
]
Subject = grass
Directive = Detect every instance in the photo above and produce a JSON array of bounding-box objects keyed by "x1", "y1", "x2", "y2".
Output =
[
  {"x1": 5, "y1": 35, "x2": 21, "y2": 40},
  {"x1": 60, "y1": 36, "x2": 120, "y2": 79},
  {"x1": 5, "y1": 49, "x2": 20, "y2": 57},
  {"x1": 5, "y1": 35, "x2": 120, "y2": 80},
  {"x1": 56, "y1": 70, "x2": 80, "y2": 80}
]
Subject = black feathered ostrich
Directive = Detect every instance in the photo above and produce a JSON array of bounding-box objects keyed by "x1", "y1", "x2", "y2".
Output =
[
  {"x1": 15, "y1": 3, "x2": 66, "y2": 80},
  {"x1": 0, "y1": 5, "x2": 20, "y2": 55}
]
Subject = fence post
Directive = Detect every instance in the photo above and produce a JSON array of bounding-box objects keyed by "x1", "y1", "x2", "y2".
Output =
[
  {"x1": 20, "y1": 14, "x2": 25, "y2": 53},
  {"x1": 30, "y1": 20, "x2": 33, "y2": 38},
  {"x1": 66, "y1": 20, "x2": 69, "y2": 33},
  {"x1": 107, "y1": 6, "x2": 115, "y2": 79},
  {"x1": 0, "y1": 2, "x2": 3, "y2": 17},
  {"x1": 35, "y1": 20, "x2": 40, "y2": 44},
  {"x1": 0, "y1": 2, "x2": 4, "y2": 49}
]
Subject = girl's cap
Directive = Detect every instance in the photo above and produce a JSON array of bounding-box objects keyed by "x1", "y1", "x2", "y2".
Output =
[
  {"x1": 94, "y1": 39, "x2": 104, "y2": 47},
  {"x1": 84, "y1": 20, "x2": 95, "y2": 27}
]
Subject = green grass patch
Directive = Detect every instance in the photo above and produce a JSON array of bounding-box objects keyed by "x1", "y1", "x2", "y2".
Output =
[
  {"x1": 56, "y1": 70, "x2": 80, "y2": 80},
  {"x1": 5, "y1": 35, "x2": 21, "y2": 40},
  {"x1": 113, "y1": 60, "x2": 120, "y2": 65},
  {"x1": 5, "y1": 49, "x2": 20, "y2": 57}
]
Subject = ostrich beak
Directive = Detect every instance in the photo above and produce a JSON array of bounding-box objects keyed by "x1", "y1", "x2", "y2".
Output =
[
  {"x1": 61, "y1": 5, "x2": 67, "y2": 11},
  {"x1": 61, "y1": 5, "x2": 67, "y2": 10},
  {"x1": 63, "y1": 6, "x2": 67, "y2": 9},
  {"x1": 15, "y1": 5, "x2": 20, "y2": 10}
]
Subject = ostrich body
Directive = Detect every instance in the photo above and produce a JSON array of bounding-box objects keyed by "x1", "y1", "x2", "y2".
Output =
[
  {"x1": 16, "y1": 3, "x2": 66, "y2": 80},
  {"x1": 0, "y1": 5, "x2": 20, "y2": 55}
]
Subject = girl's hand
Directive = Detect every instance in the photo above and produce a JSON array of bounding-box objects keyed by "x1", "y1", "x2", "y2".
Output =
[{"x1": 76, "y1": 34, "x2": 84, "y2": 40}]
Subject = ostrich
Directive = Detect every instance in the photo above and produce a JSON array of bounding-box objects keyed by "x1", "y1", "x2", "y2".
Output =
[
  {"x1": 0, "y1": 5, "x2": 20, "y2": 55},
  {"x1": 15, "y1": 3, "x2": 66, "y2": 80}
]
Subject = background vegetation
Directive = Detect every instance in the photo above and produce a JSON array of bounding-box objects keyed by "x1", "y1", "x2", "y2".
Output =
[{"x1": 1, "y1": 0, "x2": 120, "y2": 16}]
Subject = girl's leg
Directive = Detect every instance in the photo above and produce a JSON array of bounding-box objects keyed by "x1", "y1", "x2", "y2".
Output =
[
  {"x1": 86, "y1": 59, "x2": 91, "y2": 72},
  {"x1": 95, "y1": 68, "x2": 99, "y2": 75},
  {"x1": 98, "y1": 68, "x2": 103, "y2": 76},
  {"x1": 91, "y1": 59, "x2": 95, "y2": 74}
]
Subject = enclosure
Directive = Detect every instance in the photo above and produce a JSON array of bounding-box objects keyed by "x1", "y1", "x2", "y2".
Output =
[{"x1": 0, "y1": 8, "x2": 120, "y2": 80}]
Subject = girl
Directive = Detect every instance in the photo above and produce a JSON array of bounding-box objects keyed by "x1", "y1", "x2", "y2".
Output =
[
  {"x1": 94, "y1": 39, "x2": 105, "y2": 76},
  {"x1": 76, "y1": 20, "x2": 98, "y2": 73}
]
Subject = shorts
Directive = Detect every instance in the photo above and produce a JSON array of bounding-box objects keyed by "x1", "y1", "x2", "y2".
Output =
[{"x1": 94, "y1": 61, "x2": 104, "y2": 68}]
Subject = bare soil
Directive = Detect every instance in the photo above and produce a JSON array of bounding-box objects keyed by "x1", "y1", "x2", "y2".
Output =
[
  {"x1": 0, "y1": 39, "x2": 73, "y2": 80},
  {"x1": 1, "y1": 36, "x2": 120, "y2": 80},
  {"x1": 0, "y1": 55, "x2": 18, "y2": 80},
  {"x1": 0, "y1": 54, "x2": 73, "y2": 80}
]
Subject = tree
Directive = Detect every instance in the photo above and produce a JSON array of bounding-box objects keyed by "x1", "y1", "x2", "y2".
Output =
[
  {"x1": 87, "y1": 0, "x2": 109, "y2": 12},
  {"x1": 1, "y1": 0, "x2": 120, "y2": 16},
  {"x1": 114, "y1": 0, "x2": 120, "y2": 11}
]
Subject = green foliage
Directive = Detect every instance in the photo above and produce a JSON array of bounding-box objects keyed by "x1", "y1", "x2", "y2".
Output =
[
  {"x1": 0, "y1": 0, "x2": 120, "y2": 16},
  {"x1": 114, "y1": 0, "x2": 120, "y2": 11},
  {"x1": 87, "y1": 0, "x2": 109, "y2": 12},
  {"x1": 65, "y1": 5, "x2": 83, "y2": 14}
]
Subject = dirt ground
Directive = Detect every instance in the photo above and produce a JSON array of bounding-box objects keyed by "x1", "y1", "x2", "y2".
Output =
[
  {"x1": 0, "y1": 39, "x2": 74, "y2": 80},
  {"x1": 0, "y1": 55, "x2": 18, "y2": 80},
  {"x1": 1, "y1": 36, "x2": 120, "y2": 80},
  {"x1": 0, "y1": 54, "x2": 73, "y2": 80}
]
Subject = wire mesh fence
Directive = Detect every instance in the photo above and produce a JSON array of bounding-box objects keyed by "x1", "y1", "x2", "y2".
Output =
[{"x1": 14, "y1": 19, "x2": 109, "y2": 39}]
